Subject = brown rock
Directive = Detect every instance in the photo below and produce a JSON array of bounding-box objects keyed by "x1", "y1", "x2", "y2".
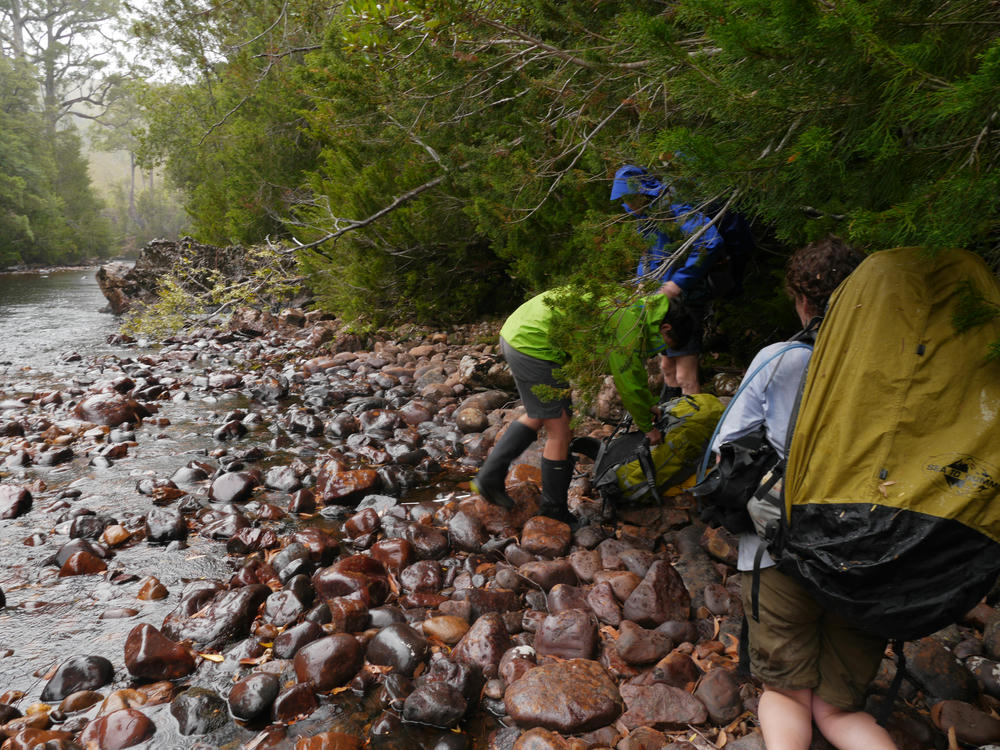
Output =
[
  {"x1": 451, "y1": 612, "x2": 512, "y2": 679},
  {"x1": 586, "y1": 581, "x2": 623, "y2": 626},
  {"x1": 294, "y1": 731, "x2": 364, "y2": 750},
  {"x1": 931, "y1": 699, "x2": 1000, "y2": 745},
  {"x1": 521, "y1": 516, "x2": 572, "y2": 558},
  {"x1": 136, "y1": 577, "x2": 168, "y2": 601},
  {"x1": 534, "y1": 610, "x2": 598, "y2": 661},
  {"x1": 78, "y1": 708, "x2": 155, "y2": 749},
  {"x1": 593, "y1": 569, "x2": 642, "y2": 602},
  {"x1": 58, "y1": 550, "x2": 108, "y2": 577},
  {"x1": 618, "y1": 682, "x2": 708, "y2": 730},
  {"x1": 0, "y1": 484, "x2": 32, "y2": 519},
  {"x1": 293, "y1": 634, "x2": 363, "y2": 691},
  {"x1": 422, "y1": 616, "x2": 470, "y2": 645},
  {"x1": 124, "y1": 623, "x2": 196, "y2": 681},
  {"x1": 616, "y1": 620, "x2": 673, "y2": 665},
  {"x1": 518, "y1": 559, "x2": 578, "y2": 591},
  {"x1": 693, "y1": 667, "x2": 743, "y2": 724},
  {"x1": 622, "y1": 560, "x2": 691, "y2": 626},
  {"x1": 652, "y1": 650, "x2": 703, "y2": 688},
  {"x1": 504, "y1": 659, "x2": 623, "y2": 733}
]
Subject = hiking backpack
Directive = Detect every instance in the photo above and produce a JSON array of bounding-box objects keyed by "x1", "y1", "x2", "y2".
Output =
[
  {"x1": 574, "y1": 393, "x2": 724, "y2": 506},
  {"x1": 766, "y1": 247, "x2": 1000, "y2": 642}
]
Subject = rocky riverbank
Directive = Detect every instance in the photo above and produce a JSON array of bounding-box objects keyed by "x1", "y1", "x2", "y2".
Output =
[{"x1": 0, "y1": 305, "x2": 998, "y2": 750}]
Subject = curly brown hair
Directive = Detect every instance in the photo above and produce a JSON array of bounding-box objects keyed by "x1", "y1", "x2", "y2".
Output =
[{"x1": 785, "y1": 236, "x2": 866, "y2": 317}]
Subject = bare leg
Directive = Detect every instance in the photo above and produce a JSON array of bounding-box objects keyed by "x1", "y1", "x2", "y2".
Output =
[
  {"x1": 671, "y1": 352, "x2": 701, "y2": 394},
  {"x1": 518, "y1": 412, "x2": 571, "y2": 461},
  {"x1": 659, "y1": 354, "x2": 678, "y2": 388},
  {"x1": 759, "y1": 686, "x2": 813, "y2": 750},
  {"x1": 812, "y1": 695, "x2": 897, "y2": 750}
]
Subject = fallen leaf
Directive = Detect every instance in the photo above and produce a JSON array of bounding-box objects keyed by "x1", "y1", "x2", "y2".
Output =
[{"x1": 198, "y1": 652, "x2": 225, "y2": 663}]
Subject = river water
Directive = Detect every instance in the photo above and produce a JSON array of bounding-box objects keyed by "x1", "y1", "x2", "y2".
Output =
[
  {"x1": 0, "y1": 269, "x2": 492, "y2": 748},
  {"x1": 0, "y1": 269, "x2": 236, "y2": 701}
]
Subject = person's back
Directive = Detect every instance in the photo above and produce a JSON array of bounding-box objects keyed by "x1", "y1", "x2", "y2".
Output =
[{"x1": 710, "y1": 236, "x2": 897, "y2": 750}]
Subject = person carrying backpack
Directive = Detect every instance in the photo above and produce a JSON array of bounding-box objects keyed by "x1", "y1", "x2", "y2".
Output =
[
  {"x1": 610, "y1": 163, "x2": 729, "y2": 397},
  {"x1": 471, "y1": 287, "x2": 692, "y2": 524},
  {"x1": 709, "y1": 237, "x2": 897, "y2": 750}
]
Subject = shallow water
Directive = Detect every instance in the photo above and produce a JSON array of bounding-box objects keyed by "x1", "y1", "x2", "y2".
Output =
[{"x1": 0, "y1": 269, "x2": 490, "y2": 748}]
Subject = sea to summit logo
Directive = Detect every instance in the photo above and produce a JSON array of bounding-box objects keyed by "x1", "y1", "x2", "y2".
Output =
[{"x1": 925, "y1": 454, "x2": 1000, "y2": 496}]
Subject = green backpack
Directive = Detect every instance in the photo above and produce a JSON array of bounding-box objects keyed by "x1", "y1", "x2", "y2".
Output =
[{"x1": 576, "y1": 394, "x2": 724, "y2": 505}]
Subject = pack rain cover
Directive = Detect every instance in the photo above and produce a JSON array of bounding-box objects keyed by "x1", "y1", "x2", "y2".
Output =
[{"x1": 781, "y1": 247, "x2": 1000, "y2": 641}]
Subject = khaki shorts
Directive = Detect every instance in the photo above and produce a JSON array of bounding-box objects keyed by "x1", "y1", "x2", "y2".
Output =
[{"x1": 740, "y1": 568, "x2": 887, "y2": 710}]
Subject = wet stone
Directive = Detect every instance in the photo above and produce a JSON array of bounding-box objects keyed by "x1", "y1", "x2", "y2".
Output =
[
  {"x1": 587, "y1": 581, "x2": 623, "y2": 626},
  {"x1": 931, "y1": 699, "x2": 1000, "y2": 745},
  {"x1": 400, "y1": 560, "x2": 442, "y2": 593},
  {"x1": 208, "y1": 471, "x2": 257, "y2": 504},
  {"x1": 622, "y1": 560, "x2": 691, "y2": 627},
  {"x1": 136, "y1": 576, "x2": 168, "y2": 601},
  {"x1": 521, "y1": 516, "x2": 572, "y2": 558},
  {"x1": 170, "y1": 687, "x2": 228, "y2": 736},
  {"x1": 264, "y1": 589, "x2": 306, "y2": 627},
  {"x1": 534, "y1": 610, "x2": 598, "y2": 661},
  {"x1": 273, "y1": 620, "x2": 325, "y2": 660},
  {"x1": 517, "y1": 560, "x2": 577, "y2": 592},
  {"x1": 78, "y1": 707, "x2": 155, "y2": 749},
  {"x1": 161, "y1": 584, "x2": 270, "y2": 649},
  {"x1": 568, "y1": 550, "x2": 602, "y2": 583},
  {"x1": 272, "y1": 682, "x2": 318, "y2": 722},
  {"x1": 452, "y1": 588, "x2": 520, "y2": 621},
  {"x1": 447, "y1": 510, "x2": 489, "y2": 552},
  {"x1": 904, "y1": 637, "x2": 979, "y2": 702},
  {"x1": 651, "y1": 651, "x2": 703, "y2": 688},
  {"x1": 616, "y1": 620, "x2": 674, "y2": 665},
  {"x1": 124, "y1": 623, "x2": 196, "y2": 681},
  {"x1": 294, "y1": 634, "x2": 364, "y2": 691},
  {"x1": 504, "y1": 659, "x2": 623, "y2": 734},
  {"x1": 58, "y1": 549, "x2": 107, "y2": 576},
  {"x1": 0, "y1": 484, "x2": 32, "y2": 519},
  {"x1": 144, "y1": 506, "x2": 186, "y2": 543},
  {"x1": 293, "y1": 730, "x2": 364, "y2": 750},
  {"x1": 618, "y1": 683, "x2": 708, "y2": 730},
  {"x1": 451, "y1": 612, "x2": 513, "y2": 680},
  {"x1": 417, "y1": 653, "x2": 482, "y2": 703},
  {"x1": 366, "y1": 622, "x2": 430, "y2": 678},
  {"x1": 59, "y1": 690, "x2": 104, "y2": 714},
  {"x1": 402, "y1": 682, "x2": 468, "y2": 728},
  {"x1": 228, "y1": 672, "x2": 281, "y2": 721},
  {"x1": 693, "y1": 667, "x2": 743, "y2": 724},
  {"x1": 264, "y1": 467, "x2": 303, "y2": 497},
  {"x1": 72, "y1": 393, "x2": 148, "y2": 427},
  {"x1": 228, "y1": 527, "x2": 280, "y2": 554},
  {"x1": 545, "y1": 583, "x2": 590, "y2": 614},
  {"x1": 40, "y1": 655, "x2": 114, "y2": 701},
  {"x1": 422, "y1": 616, "x2": 470, "y2": 645}
]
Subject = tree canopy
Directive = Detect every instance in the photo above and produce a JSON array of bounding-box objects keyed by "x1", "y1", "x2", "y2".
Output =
[{"x1": 129, "y1": 0, "x2": 998, "y2": 315}]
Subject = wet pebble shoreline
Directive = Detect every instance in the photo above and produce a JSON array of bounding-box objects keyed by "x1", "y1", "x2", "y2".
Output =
[{"x1": 1, "y1": 306, "x2": 999, "y2": 749}]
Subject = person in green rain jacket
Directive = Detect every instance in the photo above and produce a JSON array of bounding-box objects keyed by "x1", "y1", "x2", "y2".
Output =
[{"x1": 471, "y1": 288, "x2": 692, "y2": 524}]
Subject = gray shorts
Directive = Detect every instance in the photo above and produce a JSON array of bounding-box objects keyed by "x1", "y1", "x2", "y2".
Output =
[{"x1": 500, "y1": 337, "x2": 572, "y2": 420}]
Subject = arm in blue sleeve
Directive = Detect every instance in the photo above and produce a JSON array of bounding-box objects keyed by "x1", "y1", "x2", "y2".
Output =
[{"x1": 665, "y1": 204, "x2": 724, "y2": 291}]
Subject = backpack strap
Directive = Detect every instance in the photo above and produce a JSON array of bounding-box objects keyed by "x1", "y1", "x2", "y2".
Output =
[
  {"x1": 697, "y1": 339, "x2": 814, "y2": 482},
  {"x1": 875, "y1": 639, "x2": 906, "y2": 727}
]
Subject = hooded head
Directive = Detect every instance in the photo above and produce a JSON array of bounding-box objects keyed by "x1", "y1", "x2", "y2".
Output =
[{"x1": 610, "y1": 164, "x2": 665, "y2": 202}]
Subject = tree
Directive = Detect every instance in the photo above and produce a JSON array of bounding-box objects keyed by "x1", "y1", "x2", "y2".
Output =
[{"x1": 0, "y1": 0, "x2": 123, "y2": 128}]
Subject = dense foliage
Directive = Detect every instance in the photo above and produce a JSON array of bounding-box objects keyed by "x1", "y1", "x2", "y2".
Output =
[{"x1": 0, "y1": 57, "x2": 112, "y2": 266}]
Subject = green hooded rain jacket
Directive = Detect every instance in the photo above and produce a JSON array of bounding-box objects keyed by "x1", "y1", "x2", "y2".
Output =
[{"x1": 499, "y1": 288, "x2": 672, "y2": 431}]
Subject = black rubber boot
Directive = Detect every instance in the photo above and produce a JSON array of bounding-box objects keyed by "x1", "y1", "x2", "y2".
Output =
[
  {"x1": 539, "y1": 457, "x2": 576, "y2": 526},
  {"x1": 471, "y1": 421, "x2": 537, "y2": 508}
]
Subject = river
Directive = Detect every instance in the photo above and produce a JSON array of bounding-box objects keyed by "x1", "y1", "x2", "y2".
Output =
[
  {"x1": 0, "y1": 268, "x2": 495, "y2": 749},
  {"x1": 0, "y1": 269, "x2": 236, "y2": 708}
]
